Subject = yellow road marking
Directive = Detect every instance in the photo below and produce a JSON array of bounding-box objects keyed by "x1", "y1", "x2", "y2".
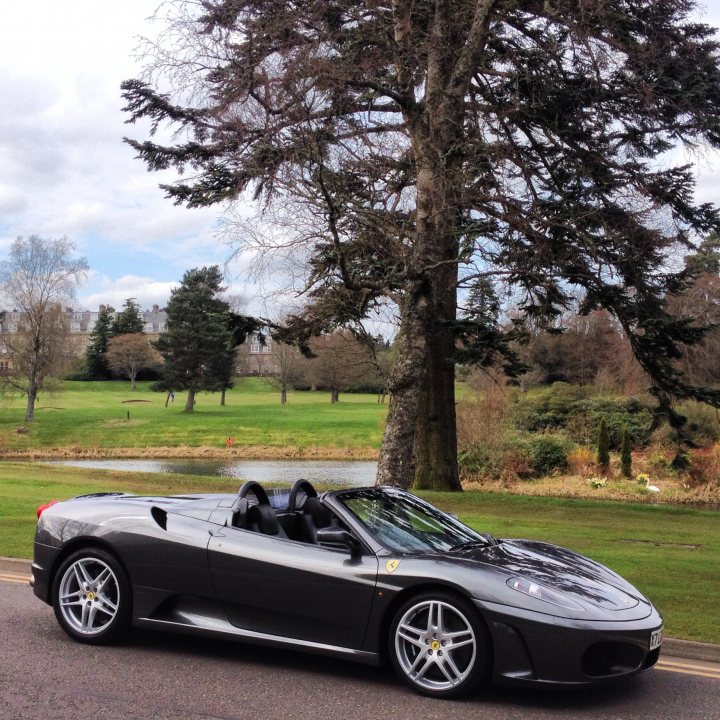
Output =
[
  {"x1": 0, "y1": 573, "x2": 30, "y2": 585},
  {"x1": 660, "y1": 659, "x2": 720, "y2": 672},
  {"x1": 657, "y1": 661, "x2": 720, "y2": 680}
]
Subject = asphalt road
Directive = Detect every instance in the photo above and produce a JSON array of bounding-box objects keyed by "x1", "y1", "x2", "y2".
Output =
[{"x1": 1, "y1": 580, "x2": 719, "y2": 720}]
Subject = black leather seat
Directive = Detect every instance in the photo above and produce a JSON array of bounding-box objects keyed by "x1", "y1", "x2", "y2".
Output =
[
  {"x1": 301, "y1": 497, "x2": 334, "y2": 544},
  {"x1": 246, "y1": 503, "x2": 288, "y2": 539}
]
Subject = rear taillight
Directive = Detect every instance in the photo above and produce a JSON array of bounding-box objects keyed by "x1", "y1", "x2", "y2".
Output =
[{"x1": 37, "y1": 500, "x2": 59, "y2": 518}]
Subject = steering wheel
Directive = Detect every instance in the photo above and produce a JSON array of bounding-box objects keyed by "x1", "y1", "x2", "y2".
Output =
[
  {"x1": 287, "y1": 478, "x2": 318, "y2": 512},
  {"x1": 238, "y1": 480, "x2": 271, "y2": 506}
]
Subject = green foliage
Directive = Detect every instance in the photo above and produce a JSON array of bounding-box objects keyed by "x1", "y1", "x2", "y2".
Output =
[
  {"x1": 524, "y1": 435, "x2": 571, "y2": 477},
  {"x1": 620, "y1": 427, "x2": 632, "y2": 478},
  {"x1": 458, "y1": 432, "x2": 571, "y2": 479},
  {"x1": 155, "y1": 267, "x2": 234, "y2": 405},
  {"x1": 83, "y1": 307, "x2": 114, "y2": 380},
  {"x1": 514, "y1": 384, "x2": 653, "y2": 448},
  {"x1": 112, "y1": 298, "x2": 145, "y2": 335},
  {"x1": 597, "y1": 418, "x2": 610, "y2": 472}
]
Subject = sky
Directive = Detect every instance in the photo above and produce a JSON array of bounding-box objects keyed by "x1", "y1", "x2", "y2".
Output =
[{"x1": 2, "y1": 1, "x2": 720, "y2": 314}]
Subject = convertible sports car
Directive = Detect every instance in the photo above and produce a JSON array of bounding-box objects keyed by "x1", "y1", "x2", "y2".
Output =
[{"x1": 32, "y1": 480, "x2": 663, "y2": 698}]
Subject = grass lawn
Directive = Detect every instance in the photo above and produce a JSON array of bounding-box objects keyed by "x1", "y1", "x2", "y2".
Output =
[
  {"x1": 2, "y1": 462, "x2": 718, "y2": 644},
  {"x1": 0, "y1": 378, "x2": 386, "y2": 453}
]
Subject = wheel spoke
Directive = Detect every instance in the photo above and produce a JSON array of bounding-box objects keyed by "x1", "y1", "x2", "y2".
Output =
[
  {"x1": 410, "y1": 653, "x2": 435, "y2": 681},
  {"x1": 95, "y1": 568, "x2": 111, "y2": 592},
  {"x1": 97, "y1": 594, "x2": 117, "y2": 613},
  {"x1": 94, "y1": 603, "x2": 115, "y2": 617},
  {"x1": 446, "y1": 629, "x2": 474, "y2": 649},
  {"x1": 77, "y1": 560, "x2": 94, "y2": 586},
  {"x1": 398, "y1": 623, "x2": 425, "y2": 648},
  {"x1": 80, "y1": 601, "x2": 91, "y2": 631},
  {"x1": 443, "y1": 652, "x2": 464, "y2": 685},
  {"x1": 60, "y1": 589, "x2": 83, "y2": 603},
  {"x1": 72, "y1": 565, "x2": 84, "y2": 589},
  {"x1": 436, "y1": 602, "x2": 445, "y2": 634}
]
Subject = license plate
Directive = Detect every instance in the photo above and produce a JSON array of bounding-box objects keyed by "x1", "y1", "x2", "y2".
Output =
[{"x1": 650, "y1": 627, "x2": 663, "y2": 650}]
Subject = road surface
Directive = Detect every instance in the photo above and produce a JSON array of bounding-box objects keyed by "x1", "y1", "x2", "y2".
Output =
[{"x1": 1, "y1": 574, "x2": 718, "y2": 720}]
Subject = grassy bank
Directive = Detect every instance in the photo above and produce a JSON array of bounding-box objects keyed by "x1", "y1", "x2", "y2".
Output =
[
  {"x1": 2, "y1": 462, "x2": 717, "y2": 644},
  {"x1": 0, "y1": 378, "x2": 386, "y2": 453}
]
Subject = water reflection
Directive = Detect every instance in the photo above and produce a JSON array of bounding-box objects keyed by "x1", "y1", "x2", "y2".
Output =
[{"x1": 45, "y1": 458, "x2": 378, "y2": 487}]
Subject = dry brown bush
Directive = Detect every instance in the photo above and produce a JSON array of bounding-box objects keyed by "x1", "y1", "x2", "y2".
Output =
[
  {"x1": 567, "y1": 446, "x2": 596, "y2": 477},
  {"x1": 687, "y1": 445, "x2": 720, "y2": 491}
]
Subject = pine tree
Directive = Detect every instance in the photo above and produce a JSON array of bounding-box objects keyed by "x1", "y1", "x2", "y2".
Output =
[
  {"x1": 112, "y1": 298, "x2": 145, "y2": 335},
  {"x1": 597, "y1": 419, "x2": 610, "y2": 474},
  {"x1": 84, "y1": 306, "x2": 113, "y2": 380},
  {"x1": 620, "y1": 427, "x2": 632, "y2": 479},
  {"x1": 155, "y1": 267, "x2": 233, "y2": 412}
]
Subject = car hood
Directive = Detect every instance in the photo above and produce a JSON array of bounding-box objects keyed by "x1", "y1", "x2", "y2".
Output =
[{"x1": 452, "y1": 538, "x2": 647, "y2": 613}]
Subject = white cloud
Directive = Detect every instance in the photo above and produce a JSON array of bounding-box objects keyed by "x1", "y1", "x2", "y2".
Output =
[{"x1": 78, "y1": 272, "x2": 178, "y2": 311}]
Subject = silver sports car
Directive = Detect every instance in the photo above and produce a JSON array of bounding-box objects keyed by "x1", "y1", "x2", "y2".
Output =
[{"x1": 32, "y1": 480, "x2": 663, "y2": 698}]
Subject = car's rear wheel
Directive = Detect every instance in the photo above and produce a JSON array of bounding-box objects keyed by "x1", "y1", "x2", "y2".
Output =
[
  {"x1": 52, "y1": 548, "x2": 131, "y2": 644},
  {"x1": 389, "y1": 591, "x2": 490, "y2": 698}
]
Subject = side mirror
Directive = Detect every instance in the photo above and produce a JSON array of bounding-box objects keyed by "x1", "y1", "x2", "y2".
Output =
[{"x1": 316, "y1": 527, "x2": 360, "y2": 554}]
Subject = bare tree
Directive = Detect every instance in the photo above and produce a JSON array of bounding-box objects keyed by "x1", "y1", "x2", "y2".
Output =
[
  {"x1": 0, "y1": 236, "x2": 87, "y2": 421},
  {"x1": 106, "y1": 333, "x2": 159, "y2": 389},
  {"x1": 271, "y1": 341, "x2": 304, "y2": 404},
  {"x1": 305, "y1": 332, "x2": 375, "y2": 404}
]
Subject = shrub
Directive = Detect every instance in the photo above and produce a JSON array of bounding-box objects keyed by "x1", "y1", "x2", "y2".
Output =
[
  {"x1": 524, "y1": 435, "x2": 571, "y2": 476},
  {"x1": 675, "y1": 401, "x2": 720, "y2": 448},
  {"x1": 620, "y1": 427, "x2": 632, "y2": 478},
  {"x1": 687, "y1": 446, "x2": 720, "y2": 491},
  {"x1": 597, "y1": 418, "x2": 610, "y2": 473},
  {"x1": 513, "y1": 384, "x2": 653, "y2": 448},
  {"x1": 459, "y1": 432, "x2": 572, "y2": 480},
  {"x1": 568, "y1": 446, "x2": 596, "y2": 476}
]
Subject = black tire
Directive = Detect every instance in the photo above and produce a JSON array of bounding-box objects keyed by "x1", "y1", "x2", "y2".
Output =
[
  {"x1": 388, "y1": 590, "x2": 490, "y2": 698},
  {"x1": 52, "y1": 547, "x2": 132, "y2": 645}
]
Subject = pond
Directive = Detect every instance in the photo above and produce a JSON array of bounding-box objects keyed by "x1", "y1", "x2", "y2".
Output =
[{"x1": 44, "y1": 458, "x2": 378, "y2": 487}]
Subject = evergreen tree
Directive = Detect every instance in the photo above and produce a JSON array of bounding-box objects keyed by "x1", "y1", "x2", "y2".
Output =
[
  {"x1": 620, "y1": 427, "x2": 632, "y2": 479},
  {"x1": 204, "y1": 344, "x2": 236, "y2": 406},
  {"x1": 112, "y1": 298, "x2": 145, "y2": 335},
  {"x1": 597, "y1": 419, "x2": 610, "y2": 474},
  {"x1": 155, "y1": 267, "x2": 233, "y2": 411},
  {"x1": 84, "y1": 306, "x2": 114, "y2": 380}
]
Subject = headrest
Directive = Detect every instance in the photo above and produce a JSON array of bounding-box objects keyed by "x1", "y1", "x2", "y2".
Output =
[
  {"x1": 247, "y1": 503, "x2": 281, "y2": 535},
  {"x1": 303, "y1": 497, "x2": 333, "y2": 527}
]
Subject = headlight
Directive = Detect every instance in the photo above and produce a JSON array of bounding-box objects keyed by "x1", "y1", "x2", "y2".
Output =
[{"x1": 506, "y1": 577, "x2": 585, "y2": 611}]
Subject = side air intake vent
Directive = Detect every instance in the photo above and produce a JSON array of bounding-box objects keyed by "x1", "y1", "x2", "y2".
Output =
[{"x1": 151, "y1": 506, "x2": 167, "y2": 530}]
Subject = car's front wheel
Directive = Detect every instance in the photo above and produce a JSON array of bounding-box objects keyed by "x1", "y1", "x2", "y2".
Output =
[
  {"x1": 52, "y1": 548, "x2": 131, "y2": 644},
  {"x1": 389, "y1": 591, "x2": 490, "y2": 698}
]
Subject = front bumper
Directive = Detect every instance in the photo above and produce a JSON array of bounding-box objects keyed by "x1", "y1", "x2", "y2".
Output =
[{"x1": 477, "y1": 599, "x2": 663, "y2": 686}]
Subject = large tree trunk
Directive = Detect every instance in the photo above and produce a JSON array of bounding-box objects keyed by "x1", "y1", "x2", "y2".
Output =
[
  {"x1": 185, "y1": 386, "x2": 196, "y2": 412},
  {"x1": 412, "y1": 305, "x2": 461, "y2": 490},
  {"x1": 405, "y1": 100, "x2": 464, "y2": 490},
  {"x1": 220, "y1": 388, "x2": 226, "y2": 406},
  {"x1": 376, "y1": 286, "x2": 431, "y2": 487},
  {"x1": 280, "y1": 381, "x2": 287, "y2": 405}
]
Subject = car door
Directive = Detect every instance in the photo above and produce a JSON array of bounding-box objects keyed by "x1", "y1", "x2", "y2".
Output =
[{"x1": 207, "y1": 528, "x2": 378, "y2": 650}]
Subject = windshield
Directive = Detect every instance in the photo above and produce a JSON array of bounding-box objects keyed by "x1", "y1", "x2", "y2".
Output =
[{"x1": 338, "y1": 488, "x2": 484, "y2": 554}]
